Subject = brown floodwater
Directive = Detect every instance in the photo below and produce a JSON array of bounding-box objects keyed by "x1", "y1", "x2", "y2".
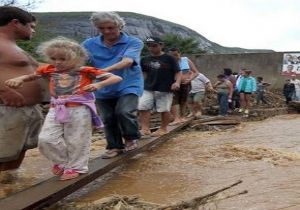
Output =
[
  {"x1": 2, "y1": 115, "x2": 300, "y2": 209},
  {"x1": 76, "y1": 114, "x2": 300, "y2": 209},
  {"x1": 0, "y1": 134, "x2": 107, "y2": 198}
]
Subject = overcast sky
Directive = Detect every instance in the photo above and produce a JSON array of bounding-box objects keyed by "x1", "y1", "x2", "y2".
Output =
[{"x1": 32, "y1": 0, "x2": 300, "y2": 52}]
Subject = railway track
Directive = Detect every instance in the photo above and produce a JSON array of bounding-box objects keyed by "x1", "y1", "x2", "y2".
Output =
[{"x1": 0, "y1": 119, "x2": 192, "y2": 210}]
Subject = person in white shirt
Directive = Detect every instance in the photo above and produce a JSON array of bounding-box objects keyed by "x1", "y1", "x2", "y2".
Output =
[
  {"x1": 290, "y1": 74, "x2": 300, "y2": 101},
  {"x1": 187, "y1": 72, "x2": 213, "y2": 117}
]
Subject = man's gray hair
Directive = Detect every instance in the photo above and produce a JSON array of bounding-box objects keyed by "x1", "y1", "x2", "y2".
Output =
[{"x1": 90, "y1": 12, "x2": 125, "y2": 29}]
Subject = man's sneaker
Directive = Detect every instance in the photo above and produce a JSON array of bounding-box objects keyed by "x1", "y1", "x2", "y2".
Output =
[
  {"x1": 238, "y1": 108, "x2": 244, "y2": 113},
  {"x1": 244, "y1": 109, "x2": 249, "y2": 114}
]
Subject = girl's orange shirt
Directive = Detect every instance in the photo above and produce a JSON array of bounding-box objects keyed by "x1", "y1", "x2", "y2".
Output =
[{"x1": 36, "y1": 64, "x2": 110, "y2": 97}]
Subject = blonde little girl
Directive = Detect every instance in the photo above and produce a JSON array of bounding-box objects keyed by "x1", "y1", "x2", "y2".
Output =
[{"x1": 5, "y1": 37, "x2": 122, "y2": 180}]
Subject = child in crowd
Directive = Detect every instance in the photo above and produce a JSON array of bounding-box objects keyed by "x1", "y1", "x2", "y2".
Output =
[
  {"x1": 5, "y1": 37, "x2": 122, "y2": 180},
  {"x1": 237, "y1": 69, "x2": 256, "y2": 115},
  {"x1": 213, "y1": 74, "x2": 233, "y2": 116},
  {"x1": 256, "y1": 76, "x2": 270, "y2": 105},
  {"x1": 283, "y1": 79, "x2": 295, "y2": 104},
  {"x1": 188, "y1": 72, "x2": 213, "y2": 117}
]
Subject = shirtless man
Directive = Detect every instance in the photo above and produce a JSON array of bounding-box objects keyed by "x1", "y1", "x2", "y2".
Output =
[{"x1": 0, "y1": 6, "x2": 44, "y2": 171}]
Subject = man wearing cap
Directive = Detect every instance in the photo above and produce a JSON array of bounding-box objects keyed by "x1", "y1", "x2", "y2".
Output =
[
  {"x1": 82, "y1": 12, "x2": 143, "y2": 158},
  {"x1": 138, "y1": 37, "x2": 181, "y2": 137}
]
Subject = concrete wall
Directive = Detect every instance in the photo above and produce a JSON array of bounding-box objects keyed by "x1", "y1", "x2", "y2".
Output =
[{"x1": 189, "y1": 52, "x2": 299, "y2": 89}]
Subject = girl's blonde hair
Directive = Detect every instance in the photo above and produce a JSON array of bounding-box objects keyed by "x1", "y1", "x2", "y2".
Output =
[{"x1": 37, "y1": 37, "x2": 88, "y2": 67}]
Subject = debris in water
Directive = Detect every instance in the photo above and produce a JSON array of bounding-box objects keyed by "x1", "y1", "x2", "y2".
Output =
[{"x1": 57, "y1": 180, "x2": 246, "y2": 210}]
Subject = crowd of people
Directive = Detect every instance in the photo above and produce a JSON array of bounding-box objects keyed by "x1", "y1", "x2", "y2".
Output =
[{"x1": 0, "y1": 6, "x2": 297, "y2": 180}]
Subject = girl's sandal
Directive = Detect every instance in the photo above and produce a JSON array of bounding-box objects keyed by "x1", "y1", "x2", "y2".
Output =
[
  {"x1": 52, "y1": 164, "x2": 64, "y2": 176},
  {"x1": 59, "y1": 169, "x2": 79, "y2": 181}
]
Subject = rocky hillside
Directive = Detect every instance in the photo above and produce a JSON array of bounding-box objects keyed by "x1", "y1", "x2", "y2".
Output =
[{"x1": 34, "y1": 12, "x2": 273, "y2": 54}]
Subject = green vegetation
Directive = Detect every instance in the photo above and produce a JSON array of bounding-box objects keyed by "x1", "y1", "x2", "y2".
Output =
[{"x1": 162, "y1": 34, "x2": 206, "y2": 54}]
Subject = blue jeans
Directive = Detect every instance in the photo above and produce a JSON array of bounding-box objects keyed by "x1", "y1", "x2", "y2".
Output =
[
  {"x1": 96, "y1": 94, "x2": 140, "y2": 150},
  {"x1": 218, "y1": 92, "x2": 228, "y2": 116}
]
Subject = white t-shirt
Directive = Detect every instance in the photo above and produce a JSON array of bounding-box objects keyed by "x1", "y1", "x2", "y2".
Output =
[
  {"x1": 290, "y1": 79, "x2": 300, "y2": 90},
  {"x1": 190, "y1": 73, "x2": 210, "y2": 93}
]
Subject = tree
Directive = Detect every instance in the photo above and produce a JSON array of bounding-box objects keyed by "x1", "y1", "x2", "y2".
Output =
[{"x1": 162, "y1": 34, "x2": 206, "y2": 54}]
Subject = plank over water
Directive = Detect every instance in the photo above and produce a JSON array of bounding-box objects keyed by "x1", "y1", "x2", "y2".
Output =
[{"x1": 0, "y1": 119, "x2": 192, "y2": 210}]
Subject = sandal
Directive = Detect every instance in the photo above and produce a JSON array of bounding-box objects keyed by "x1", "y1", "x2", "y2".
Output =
[
  {"x1": 101, "y1": 149, "x2": 123, "y2": 159},
  {"x1": 52, "y1": 164, "x2": 64, "y2": 176},
  {"x1": 124, "y1": 140, "x2": 138, "y2": 152},
  {"x1": 59, "y1": 169, "x2": 79, "y2": 181},
  {"x1": 140, "y1": 130, "x2": 151, "y2": 136},
  {"x1": 150, "y1": 129, "x2": 168, "y2": 137}
]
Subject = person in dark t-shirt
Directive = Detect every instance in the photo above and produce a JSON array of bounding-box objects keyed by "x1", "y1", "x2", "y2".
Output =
[
  {"x1": 138, "y1": 37, "x2": 181, "y2": 137},
  {"x1": 283, "y1": 79, "x2": 295, "y2": 104}
]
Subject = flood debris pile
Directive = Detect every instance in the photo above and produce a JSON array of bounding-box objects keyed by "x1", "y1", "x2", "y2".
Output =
[
  {"x1": 188, "y1": 116, "x2": 241, "y2": 132},
  {"x1": 203, "y1": 89, "x2": 287, "y2": 117},
  {"x1": 57, "y1": 181, "x2": 246, "y2": 210},
  {"x1": 189, "y1": 89, "x2": 291, "y2": 131},
  {"x1": 57, "y1": 196, "x2": 160, "y2": 210},
  {"x1": 289, "y1": 101, "x2": 300, "y2": 112},
  {"x1": 260, "y1": 90, "x2": 286, "y2": 108},
  {"x1": 204, "y1": 89, "x2": 286, "y2": 110}
]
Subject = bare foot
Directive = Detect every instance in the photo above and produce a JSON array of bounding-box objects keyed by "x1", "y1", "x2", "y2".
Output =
[
  {"x1": 169, "y1": 120, "x2": 182, "y2": 126},
  {"x1": 151, "y1": 129, "x2": 168, "y2": 137}
]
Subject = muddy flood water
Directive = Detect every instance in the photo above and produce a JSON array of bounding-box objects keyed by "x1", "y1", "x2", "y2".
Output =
[{"x1": 2, "y1": 114, "x2": 300, "y2": 209}]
